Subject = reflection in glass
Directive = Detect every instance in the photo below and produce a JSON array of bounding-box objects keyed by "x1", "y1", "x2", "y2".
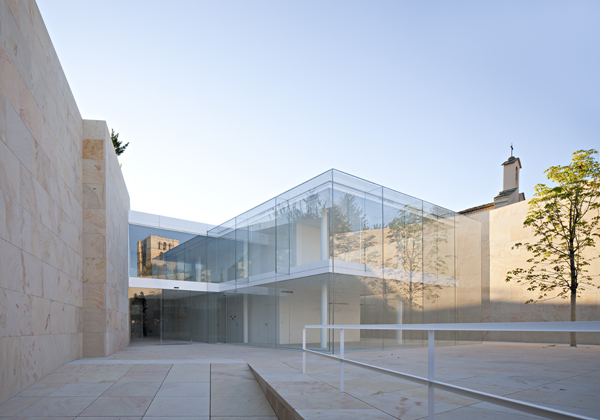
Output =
[{"x1": 129, "y1": 169, "x2": 482, "y2": 352}]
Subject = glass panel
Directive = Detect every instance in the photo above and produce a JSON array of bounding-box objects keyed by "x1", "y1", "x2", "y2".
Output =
[
  {"x1": 275, "y1": 197, "x2": 291, "y2": 274},
  {"x1": 129, "y1": 225, "x2": 195, "y2": 278},
  {"x1": 456, "y1": 213, "x2": 483, "y2": 344},
  {"x1": 273, "y1": 274, "x2": 330, "y2": 351},
  {"x1": 422, "y1": 202, "x2": 456, "y2": 345},
  {"x1": 331, "y1": 171, "x2": 383, "y2": 274},
  {"x1": 191, "y1": 291, "x2": 208, "y2": 342},
  {"x1": 162, "y1": 289, "x2": 191, "y2": 343},
  {"x1": 130, "y1": 288, "x2": 162, "y2": 342},
  {"x1": 235, "y1": 215, "x2": 249, "y2": 282},
  {"x1": 210, "y1": 220, "x2": 236, "y2": 284},
  {"x1": 276, "y1": 170, "x2": 333, "y2": 270},
  {"x1": 246, "y1": 199, "x2": 276, "y2": 278}
]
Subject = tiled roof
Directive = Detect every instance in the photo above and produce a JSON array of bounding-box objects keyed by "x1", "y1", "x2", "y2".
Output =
[
  {"x1": 459, "y1": 202, "x2": 495, "y2": 215},
  {"x1": 495, "y1": 187, "x2": 518, "y2": 198},
  {"x1": 502, "y1": 156, "x2": 519, "y2": 166}
]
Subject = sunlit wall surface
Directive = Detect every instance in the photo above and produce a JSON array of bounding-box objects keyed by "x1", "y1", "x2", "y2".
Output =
[{"x1": 129, "y1": 170, "x2": 482, "y2": 352}]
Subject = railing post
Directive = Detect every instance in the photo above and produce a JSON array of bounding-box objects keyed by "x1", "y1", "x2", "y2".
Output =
[
  {"x1": 428, "y1": 330, "x2": 435, "y2": 420},
  {"x1": 302, "y1": 328, "x2": 306, "y2": 374},
  {"x1": 340, "y1": 328, "x2": 345, "y2": 393}
]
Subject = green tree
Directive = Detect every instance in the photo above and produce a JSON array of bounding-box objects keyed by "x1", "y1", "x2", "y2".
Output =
[
  {"x1": 111, "y1": 129, "x2": 129, "y2": 156},
  {"x1": 505, "y1": 149, "x2": 600, "y2": 347}
]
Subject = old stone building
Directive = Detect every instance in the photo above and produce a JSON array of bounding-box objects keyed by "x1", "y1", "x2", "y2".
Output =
[{"x1": 136, "y1": 235, "x2": 179, "y2": 277}]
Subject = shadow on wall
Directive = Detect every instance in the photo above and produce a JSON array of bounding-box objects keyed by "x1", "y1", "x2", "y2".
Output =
[{"x1": 484, "y1": 301, "x2": 600, "y2": 344}]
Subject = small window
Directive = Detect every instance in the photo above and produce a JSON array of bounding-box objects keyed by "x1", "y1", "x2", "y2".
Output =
[
  {"x1": 515, "y1": 167, "x2": 519, "y2": 186},
  {"x1": 163, "y1": 242, "x2": 167, "y2": 250}
]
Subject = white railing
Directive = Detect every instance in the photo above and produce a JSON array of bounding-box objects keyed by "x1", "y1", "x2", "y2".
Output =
[{"x1": 302, "y1": 322, "x2": 600, "y2": 420}]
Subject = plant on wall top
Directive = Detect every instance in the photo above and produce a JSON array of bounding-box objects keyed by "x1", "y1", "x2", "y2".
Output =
[{"x1": 111, "y1": 129, "x2": 129, "y2": 156}]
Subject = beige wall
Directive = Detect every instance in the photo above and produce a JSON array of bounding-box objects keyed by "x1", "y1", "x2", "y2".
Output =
[
  {"x1": 0, "y1": 0, "x2": 129, "y2": 404},
  {"x1": 0, "y1": 0, "x2": 83, "y2": 405},
  {"x1": 487, "y1": 200, "x2": 599, "y2": 344},
  {"x1": 82, "y1": 121, "x2": 130, "y2": 357}
]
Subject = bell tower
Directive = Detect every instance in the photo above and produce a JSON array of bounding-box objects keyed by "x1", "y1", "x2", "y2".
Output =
[{"x1": 494, "y1": 146, "x2": 525, "y2": 209}]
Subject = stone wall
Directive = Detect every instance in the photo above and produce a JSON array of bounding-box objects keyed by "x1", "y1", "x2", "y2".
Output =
[
  {"x1": 0, "y1": 0, "x2": 84, "y2": 405},
  {"x1": 0, "y1": 0, "x2": 130, "y2": 404},
  {"x1": 487, "y1": 200, "x2": 600, "y2": 344},
  {"x1": 82, "y1": 121, "x2": 130, "y2": 357}
]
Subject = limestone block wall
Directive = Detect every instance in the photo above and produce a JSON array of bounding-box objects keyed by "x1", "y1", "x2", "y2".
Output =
[
  {"x1": 0, "y1": 0, "x2": 130, "y2": 404},
  {"x1": 82, "y1": 120, "x2": 130, "y2": 357},
  {"x1": 488, "y1": 200, "x2": 600, "y2": 344},
  {"x1": 0, "y1": 0, "x2": 84, "y2": 405}
]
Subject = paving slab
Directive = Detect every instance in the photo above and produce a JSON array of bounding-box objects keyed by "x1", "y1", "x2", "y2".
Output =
[
  {"x1": 16, "y1": 396, "x2": 96, "y2": 417},
  {"x1": 144, "y1": 396, "x2": 209, "y2": 417},
  {"x1": 0, "y1": 341, "x2": 598, "y2": 420},
  {"x1": 47, "y1": 382, "x2": 113, "y2": 397},
  {"x1": 78, "y1": 396, "x2": 153, "y2": 417},
  {"x1": 102, "y1": 381, "x2": 162, "y2": 397}
]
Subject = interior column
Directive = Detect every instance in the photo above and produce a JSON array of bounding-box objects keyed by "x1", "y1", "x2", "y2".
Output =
[
  {"x1": 243, "y1": 294, "x2": 249, "y2": 343},
  {"x1": 321, "y1": 280, "x2": 328, "y2": 348}
]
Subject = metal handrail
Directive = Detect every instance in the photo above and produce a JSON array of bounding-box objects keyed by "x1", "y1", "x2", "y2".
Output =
[{"x1": 302, "y1": 322, "x2": 600, "y2": 420}]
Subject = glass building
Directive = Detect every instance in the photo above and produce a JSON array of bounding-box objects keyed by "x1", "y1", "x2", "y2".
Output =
[{"x1": 128, "y1": 169, "x2": 482, "y2": 352}]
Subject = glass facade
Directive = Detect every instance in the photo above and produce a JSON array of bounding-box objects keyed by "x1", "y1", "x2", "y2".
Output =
[{"x1": 129, "y1": 169, "x2": 482, "y2": 353}]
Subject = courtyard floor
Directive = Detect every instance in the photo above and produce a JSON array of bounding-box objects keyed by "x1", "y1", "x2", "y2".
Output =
[{"x1": 0, "y1": 341, "x2": 598, "y2": 419}]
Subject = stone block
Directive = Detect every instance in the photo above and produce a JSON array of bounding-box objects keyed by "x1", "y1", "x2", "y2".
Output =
[
  {"x1": 3, "y1": 191, "x2": 31, "y2": 252},
  {"x1": 83, "y1": 208, "x2": 105, "y2": 234},
  {"x1": 82, "y1": 159, "x2": 105, "y2": 184},
  {"x1": 83, "y1": 308, "x2": 106, "y2": 333},
  {"x1": 0, "y1": 237, "x2": 24, "y2": 293},
  {"x1": 0, "y1": 336, "x2": 21, "y2": 405},
  {"x1": 83, "y1": 233, "x2": 105, "y2": 258},
  {"x1": 83, "y1": 258, "x2": 106, "y2": 283},
  {"x1": 30, "y1": 295, "x2": 51, "y2": 335},
  {"x1": 18, "y1": 162, "x2": 36, "y2": 218},
  {"x1": 5, "y1": 99, "x2": 34, "y2": 172},
  {"x1": 84, "y1": 282, "x2": 105, "y2": 308},
  {"x1": 82, "y1": 183, "x2": 105, "y2": 209},
  {"x1": 0, "y1": 137, "x2": 21, "y2": 202},
  {"x1": 82, "y1": 120, "x2": 108, "y2": 141},
  {"x1": 20, "y1": 335, "x2": 44, "y2": 389},
  {"x1": 82, "y1": 139, "x2": 103, "y2": 159},
  {"x1": 18, "y1": 77, "x2": 43, "y2": 144},
  {"x1": 0, "y1": 37, "x2": 21, "y2": 111},
  {"x1": 49, "y1": 301, "x2": 66, "y2": 334},
  {"x1": 83, "y1": 332, "x2": 105, "y2": 358},
  {"x1": 21, "y1": 250, "x2": 42, "y2": 297},
  {"x1": 0, "y1": 90, "x2": 6, "y2": 143}
]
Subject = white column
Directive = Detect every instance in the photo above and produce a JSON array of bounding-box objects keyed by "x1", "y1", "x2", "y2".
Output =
[
  {"x1": 321, "y1": 209, "x2": 328, "y2": 261},
  {"x1": 428, "y1": 330, "x2": 435, "y2": 420},
  {"x1": 321, "y1": 280, "x2": 328, "y2": 348},
  {"x1": 243, "y1": 294, "x2": 249, "y2": 343},
  {"x1": 396, "y1": 298, "x2": 403, "y2": 344},
  {"x1": 302, "y1": 328, "x2": 306, "y2": 373},
  {"x1": 340, "y1": 329, "x2": 345, "y2": 393}
]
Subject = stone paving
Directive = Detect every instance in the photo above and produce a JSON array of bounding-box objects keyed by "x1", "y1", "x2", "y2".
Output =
[{"x1": 0, "y1": 341, "x2": 598, "y2": 419}]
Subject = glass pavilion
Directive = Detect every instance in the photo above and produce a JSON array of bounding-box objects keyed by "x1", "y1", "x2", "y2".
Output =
[{"x1": 129, "y1": 169, "x2": 482, "y2": 352}]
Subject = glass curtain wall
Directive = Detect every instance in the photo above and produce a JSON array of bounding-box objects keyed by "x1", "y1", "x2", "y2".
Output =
[{"x1": 129, "y1": 169, "x2": 482, "y2": 352}]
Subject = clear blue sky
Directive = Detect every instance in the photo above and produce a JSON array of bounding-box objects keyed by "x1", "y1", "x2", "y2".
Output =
[{"x1": 38, "y1": 0, "x2": 600, "y2": 225}]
